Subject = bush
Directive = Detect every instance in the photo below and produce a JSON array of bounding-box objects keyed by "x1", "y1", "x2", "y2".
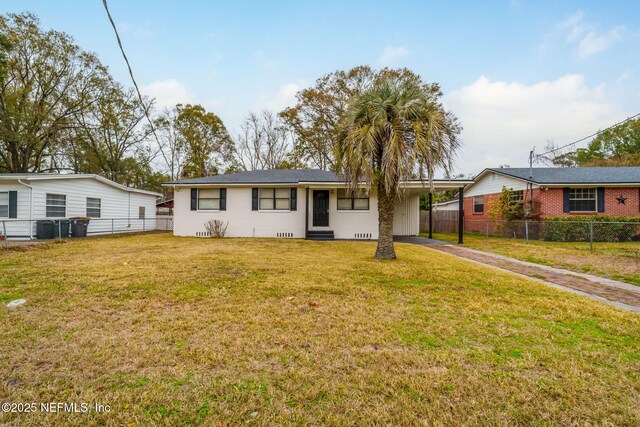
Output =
[
  {"x1": 204, "y1": 219, "x2": 228, "y2": 238},
  {"x1": 542, "y1": 216, "x2": 640, "y2": 242}
]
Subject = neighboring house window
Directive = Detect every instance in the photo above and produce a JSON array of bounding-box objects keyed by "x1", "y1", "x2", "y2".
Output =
[
  {"x1": 510, "y1": 190, "x2": 524, "y2": 204},
  {"x1": 198, "y1": 188, "x2": 220, "y2": 210},
  {"x1": 569, "y1": 188, "x2": 596, "y2": 212},
  {"x1": 473, "y1": 196, "x2": 484, "y2": 214},
  {"x1": 0, "y1": 192, "x2": 8, "y2": 217},
  {"x1": 46, "y1": 193, "x2": 66, "y2": 217},
  {"x1": 337, "y1": 189, "x2": 369, "y2": 210},
  {"x1": 259, "y1": 188, "x2": 290, "y2": 210},
  {"x1": 87, "y1": 197, "x2": 101, "y2": 218},
  {"x1": 139, "y1": 206, "x2": 146, "y2": 219}
]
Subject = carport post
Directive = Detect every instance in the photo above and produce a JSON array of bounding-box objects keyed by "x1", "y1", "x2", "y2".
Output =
[
  {"x1": 458, "y1": 187, "x2": 464, "y2": 244},
  {"x1": 305, "y1": 186, "x2": 309, "y2": 239},
  {"x1": 428, "y1": 192, "x2": 433, "y2": 239}
]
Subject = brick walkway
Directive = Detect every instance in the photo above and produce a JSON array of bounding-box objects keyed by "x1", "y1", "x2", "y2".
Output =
[{"x1": 418, "y1": 244, "x2": 640, "y2": 313}]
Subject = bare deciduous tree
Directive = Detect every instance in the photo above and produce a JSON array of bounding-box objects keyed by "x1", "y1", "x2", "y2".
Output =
[{"x1": 235, "y1": 110, "x2": 293, "y2": 170}]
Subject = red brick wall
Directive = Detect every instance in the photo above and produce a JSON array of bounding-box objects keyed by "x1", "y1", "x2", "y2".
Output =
[{"x1": 463, "y1": 187, "x2": 640, "y2": 226}]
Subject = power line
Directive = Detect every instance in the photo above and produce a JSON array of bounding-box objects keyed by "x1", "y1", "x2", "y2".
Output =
[
  {"x1": 537, "y1": 112, "x2": 640, "y2": 158},
  {"x1": 101, "y1": 0, "x2": 164, "y2": 167}
]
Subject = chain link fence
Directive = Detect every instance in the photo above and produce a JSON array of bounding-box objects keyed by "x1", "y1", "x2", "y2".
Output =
[
  {"x1": 431, "y1": 218, "x2": 640, "y2": 251},
  {"x1": 0, "y1": 216, "x2": 173, "y2": 244}
]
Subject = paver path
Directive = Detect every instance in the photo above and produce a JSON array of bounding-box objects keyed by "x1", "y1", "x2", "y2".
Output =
[{"x1": 414, "y1": 243, "x2": 640, "y2": 313}]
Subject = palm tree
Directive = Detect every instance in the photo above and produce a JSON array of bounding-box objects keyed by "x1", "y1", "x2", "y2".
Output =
[{"x1": 336, "y1": 77, "x2": 461, "y2": 259}]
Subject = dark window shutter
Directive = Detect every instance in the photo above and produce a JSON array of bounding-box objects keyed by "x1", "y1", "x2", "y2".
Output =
[
  {"x1": 190, "y1": 188, "x2": 197, "y2": 211},
  {"x1": 8, "y1": 191, "x2": 17, "y2": 218},
  {"x1": 597, "y1": 187, "x2": 605, "y2": 212},
  {"x1": 290, "y1": 188, "x2": 297, "y2": 211},
  {"x1": 220, "y1": 188, "x2": 227, "y2": 211},
  {"x1": 252, "y1": 188, "x2": 259, "y2": 211},
  {"x1": 563, "y1": 188, "x2": 570, "y2": 212}
]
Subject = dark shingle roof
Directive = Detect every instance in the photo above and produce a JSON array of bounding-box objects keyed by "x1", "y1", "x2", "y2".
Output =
[
  {"x1": 167, "y1": 169, "x2": 341, "y2": 185},
  {"x1": 487, "y1": 167, "x2": 640, "y2": 184}
]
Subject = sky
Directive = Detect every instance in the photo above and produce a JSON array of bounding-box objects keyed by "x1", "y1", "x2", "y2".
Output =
[{"x1": 2, "y1": 0, "x2": 639, "y2": 177}]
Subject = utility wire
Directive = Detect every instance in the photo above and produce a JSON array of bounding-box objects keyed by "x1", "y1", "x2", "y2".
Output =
[
  {"x1": 101, "y1": 0, "x2": 165, "y2": 168},
  {"x1": 537, "y1": 112, "x2": 640, "y2": 157}
]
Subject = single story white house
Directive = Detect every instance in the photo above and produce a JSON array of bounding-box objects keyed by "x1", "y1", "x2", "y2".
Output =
[
  {"x1": 165, "y1": 169, "x2": 471, "y2": 240},
  {"x1": 0, "y1": 173, "x2": 161, "y2": 239}
]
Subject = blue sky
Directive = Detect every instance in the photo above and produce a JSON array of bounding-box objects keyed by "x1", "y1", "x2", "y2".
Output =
[{"x1": 2, "y1": 0, "x2": 639, "y2": 175}]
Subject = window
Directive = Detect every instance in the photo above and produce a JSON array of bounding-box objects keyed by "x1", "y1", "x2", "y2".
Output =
[
  {"x1": 86, "y1": 197, "x2": 101, "y2": 218},
  {"x1": 569, "y1": 188, "x2": 596, "y2": 212},
  {"x1": 46, "y1": 193, "x2": 66, "y2": 217},
  {"x1": 259, "y1": 188, "x2": 290, "y2": 210},
  {"x1": 138, "y1": 206, "x2": 146, "y2": 219},
  {"x1": 198, "y1": 188, "x2": 220, "y2": 210},
  {"x1": 0, "y1": 192, "x2": 8, "y2": 218},
  {"x1": 337, "y1": 189, "x2": 369, "y2": 210},
  {"x1": 510, "y1": 190, "x2": 524, "y2": 204},
  {"x1": 473, "y1": 196, "x2": 484, "y2": 214}
]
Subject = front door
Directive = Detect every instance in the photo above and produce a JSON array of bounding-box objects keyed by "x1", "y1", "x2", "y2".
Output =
[{"x1": 313, "y1": 190, "x2": 329, "y2": 227}]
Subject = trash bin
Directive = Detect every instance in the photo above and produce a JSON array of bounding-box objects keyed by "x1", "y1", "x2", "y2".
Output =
[
  {"x1": 70, "y1": 217, "x2": 90, "y2": 238},
  {"x1": 36, "y1": 220, "x2": 55, "y2": 239},
  {"x1": 53, "y1": 219, "x2": 70, "y2": 238}
]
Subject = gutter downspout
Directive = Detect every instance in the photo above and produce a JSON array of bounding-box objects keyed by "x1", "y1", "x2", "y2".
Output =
[{"x1": 17, "y1": 179, "x2": 34, "y2": 239}]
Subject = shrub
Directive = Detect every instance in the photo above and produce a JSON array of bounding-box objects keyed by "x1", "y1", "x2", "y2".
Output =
[{"x1": 204, "y1": 219, "x2": 228, "y2": 238}]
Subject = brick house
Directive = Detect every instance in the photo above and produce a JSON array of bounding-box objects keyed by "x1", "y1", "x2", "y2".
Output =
[{"x1": 463, "y1": 167, "x2": 640, "y2": 233}]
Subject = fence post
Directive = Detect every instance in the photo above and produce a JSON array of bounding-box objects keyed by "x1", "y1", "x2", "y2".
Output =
[
  {"x1": 2, "y1": 220, "x2": 7, "y2": 248},
  {"x1": 485, "y1": 221, "x2": 489, "y2": 237},
  {"x1": 589, "y1": 221, "x2": 594, "y2": 253},
  {"x1": 525, "y1": 220, "x2": 529, "y2": 242}
]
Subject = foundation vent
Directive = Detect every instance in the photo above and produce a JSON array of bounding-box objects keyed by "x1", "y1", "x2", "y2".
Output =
[
  {"x1": 354, "y1": 233, "x2": 372, "y2": 239},
  {"x1": 276, "y1": 232, "x2": 294, "y2": 238},
  {"x1": 196, "y1": 231, "x2": 211, "y2": 237}
]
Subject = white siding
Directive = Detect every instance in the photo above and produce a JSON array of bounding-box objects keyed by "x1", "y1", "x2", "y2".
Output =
[
  {"x1": 393, "y1": 194, "x2": 420, "y2": 236},
  {"x1": 0, "y1": 177, "x2": 157, "y2": 237},
  {"x1": 0, "y1": 182, "x2": 30, "y2": 219},
  {"x1": 465, "y1": 172, "x2": 531, "y2": 196}
]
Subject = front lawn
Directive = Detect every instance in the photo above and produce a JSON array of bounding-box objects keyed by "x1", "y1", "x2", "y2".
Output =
[
  {"x1": 1, "y1": 234, "x2": 639, "y2": 425},
  {"x1": 428, "y1": 232, "x2": 640, "y2": 286}
]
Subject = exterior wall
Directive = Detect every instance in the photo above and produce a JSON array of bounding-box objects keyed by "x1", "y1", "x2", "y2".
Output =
[
  {"x1": 538, "y1": 186, "x2": 640, "y2": 217},
  {"x1": 463, "y1": 185, "x2": 640, "y2": 233},
  {"x1": 393, "y1": 194, "x2": 420, "y2": 236},
  {"x1": 0, "y1": 181, "x2": 31, "y2": 220},
  {"x1": 174, "y1": 186, "x2": 307, "y2": 238},
  {"x1": 464, "y1": 172, "x2": 528, "y2": 197},
  {"x1": 308, "y1": 187, "x2": 380, "y2": 239},
  {"x1": 0, "y1": 178, "x2": 157, "y2": 237},
  {"x1": 173, "y1": 185, "x2": 420, "y2": 239}
]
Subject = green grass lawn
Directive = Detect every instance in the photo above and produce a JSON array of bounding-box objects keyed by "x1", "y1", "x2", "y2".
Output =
[
  {"x1": 1, "y1": 234, "x2": 639, "y2": 425},
  {"x1": 427, "y1": 232, "x2": 640, "y2": 286}
]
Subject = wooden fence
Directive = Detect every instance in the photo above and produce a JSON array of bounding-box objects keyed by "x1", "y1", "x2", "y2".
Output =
[{"x1": 419, "y1": 211, "x2": 459, "y2": 234}]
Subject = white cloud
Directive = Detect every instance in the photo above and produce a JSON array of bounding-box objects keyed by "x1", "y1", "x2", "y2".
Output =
[
  {"x1": 378, "y1": 46, "x2": 409, "y2": 65},
  {"x1": 141, "y1": 79, "x2": 193, "y2": 109},
  {"x1": 557, "y1": 11, "x2": 625, "y2": 58},
  {"x1": 444, "y1": 75, "x2": 625, "y2": 175},
  {"x1": 253, "y1": 82, "x2": 303, "y2": 112}
]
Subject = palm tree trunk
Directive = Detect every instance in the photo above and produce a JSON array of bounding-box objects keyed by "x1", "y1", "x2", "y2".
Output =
[{"x1": 375, "y1": 185, "x2": 396, "y2": 259}]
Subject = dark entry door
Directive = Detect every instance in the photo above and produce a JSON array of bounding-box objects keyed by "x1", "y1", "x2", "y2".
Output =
[{"x1": 313, "y1": 190, "x2": 329, "y2": 227}]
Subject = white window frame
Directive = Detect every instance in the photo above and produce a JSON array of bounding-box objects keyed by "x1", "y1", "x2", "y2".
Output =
[
  {"x1": 259, "y1": 188, "x2": 290, "y2": 211},
  {"x1": 46, "y1": 193, "x2": 66, "y2": 218},
  {"x1": 473, "y1": 196, "x2": 484, "y2": 214},
  {"x1": 336, "y1": 188, "x2": 370, "y2": 211},
  {"x1": 0, "y1": 191, "x2": 8, "y2": 218},
  {"x1": 86, "y1": 197, "x2": 101, "y2": 218},
  {"x1": 197, "y1": 188, "x2": 221, "y2": 211},
  {"x1": 569, "y1": 188, "x2": 597, "y2": 213}
]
